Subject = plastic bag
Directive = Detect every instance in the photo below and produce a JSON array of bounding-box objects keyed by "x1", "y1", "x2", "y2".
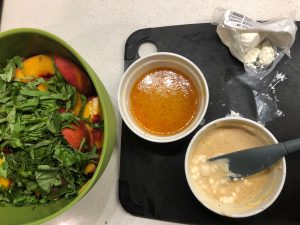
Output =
[{"x1": 212, "y1": 8, "x2": 297, "y2": 76}]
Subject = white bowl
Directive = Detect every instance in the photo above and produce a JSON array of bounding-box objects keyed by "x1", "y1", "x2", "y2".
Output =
[
  {"x1": 185, "y1": 117, "x2": 286, "y2": 217},
  {"x1": 118, "y1": 52, "x2": 209, "y2": 143}
]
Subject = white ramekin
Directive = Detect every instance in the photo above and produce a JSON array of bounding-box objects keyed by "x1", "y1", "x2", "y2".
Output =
[
  {"x1": 118, "y1": 52, "x2": 209, "y2": 143},
  {"x1": 185, "y1": 117, "x2": 286, "y2": 217}
]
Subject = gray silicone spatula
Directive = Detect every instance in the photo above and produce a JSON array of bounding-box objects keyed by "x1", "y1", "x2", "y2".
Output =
[{"x1": 209, "y1": 138, "x2": 300, "y2": 178}]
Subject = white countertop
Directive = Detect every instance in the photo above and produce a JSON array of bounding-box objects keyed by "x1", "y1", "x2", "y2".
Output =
[{"x1": 1, "y1": 1, "x2": 300, "y2": 224}]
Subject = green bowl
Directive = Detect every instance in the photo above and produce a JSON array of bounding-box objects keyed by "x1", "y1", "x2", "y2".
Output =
[{"x1": 0, "y1": 28, "x2": 116, "y2": 224}]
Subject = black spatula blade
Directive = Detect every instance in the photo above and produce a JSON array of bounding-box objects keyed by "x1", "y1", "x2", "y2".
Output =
[{"x1": 209, "y1": 143, "x2": 287, "y2": 177}]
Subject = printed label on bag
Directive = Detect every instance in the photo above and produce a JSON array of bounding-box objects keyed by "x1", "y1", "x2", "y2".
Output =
[{"x1": 224, "y1": 10, "x2": 255, "y2": 28}]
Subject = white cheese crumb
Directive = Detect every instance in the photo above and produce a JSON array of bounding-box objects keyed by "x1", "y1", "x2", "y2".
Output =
[
  {"x1": 226, "y1": 110, "x2": 243, "y2": 118},
  {"x1": 243, "y1": 41, "x2": 276, "y2": 70},
  {"x1": 240, "y1": 32, "x2": 261, "y2": 53},
  {"x1": 258, "y1": 41, "x2": 275, "y2": 65},
  {"x1": 244, "y1": 41, "x2": 276, "y2": 69},
  {"x1": 191, "y1": 172, "x2": 200, "y2": 180},
  {"x1": 192, "y1": 155, "x2": 207, "y2": 164},
  {"x1": 219, "y1": 196, "x2": 235, "y2": 204},
  {"x1": 244, "y1": 47, "x2": 261, "y2": 67},
  {"x1": 191, "y1": 166, "x2": 198, "y2": 174}
]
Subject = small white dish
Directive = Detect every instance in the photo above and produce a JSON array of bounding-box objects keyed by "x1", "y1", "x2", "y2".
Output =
[
  {"x1": 185, "y1": 117, "x2": 286, "y2": 217},
  {"x1": 118, "y1": 52, "x2": 209, "y2": 143}
]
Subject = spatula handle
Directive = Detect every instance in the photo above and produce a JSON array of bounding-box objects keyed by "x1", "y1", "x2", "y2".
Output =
[{"x1": 283, "y1": 138, "x2": 300, "y2": 154}]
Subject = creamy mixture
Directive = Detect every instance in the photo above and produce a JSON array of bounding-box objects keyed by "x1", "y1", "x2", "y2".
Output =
[{"x1": 189, "y1": 124, "x2": 280, "y2": 214}]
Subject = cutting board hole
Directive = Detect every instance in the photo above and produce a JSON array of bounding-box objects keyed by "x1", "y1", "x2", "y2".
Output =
[{"x1": 138, "y1": 42, "x2": 157, "y2": 57}]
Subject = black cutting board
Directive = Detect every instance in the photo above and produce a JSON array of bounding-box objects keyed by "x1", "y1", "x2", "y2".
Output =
[{"x1": 119, "y1": 22, "x2": 300, "y2": 225}]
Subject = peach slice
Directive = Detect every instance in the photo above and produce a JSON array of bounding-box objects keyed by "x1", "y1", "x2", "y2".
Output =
[
  {"x1": 0, "y1": 159, "x2": 10, "y2": 188},
  {"x1": 61, "y1": 122, "x2": 90, "y2": 151},
  {"x1": 36, "y1": 84, "x2": 48, "y2": 91},
  {"x1": 78, "y1": 180, "x2": 90, "y2": 194},
  {"x1": 93, "y1": 129, "x2": 104, "y2": 149},
  {"x1": 83, "y1": 97, "x2": 102, "y2": 122},
  {"x1": 15, "y1": 54, "x2": 54, "y2": 83},
  {"x1": 84, "y1": 163, "x2": 96, "y2": 174},
  {"x1": 0, "y1": 177, "x2": 12, "y2": 189},
  {"x1": 54, "y1": 54, "x2": 93, "y2": 96},
  {"x1": 0, "y1": 157, "x2": 11, "y2": 189},
  {"x1": 85, "y1": 124, "x2": 104, "y2": 149}
]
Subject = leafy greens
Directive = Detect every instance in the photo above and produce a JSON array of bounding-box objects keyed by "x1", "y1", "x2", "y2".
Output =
[{"x1": 0, "y1": 56, "x2": 99, "y2": 206}]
